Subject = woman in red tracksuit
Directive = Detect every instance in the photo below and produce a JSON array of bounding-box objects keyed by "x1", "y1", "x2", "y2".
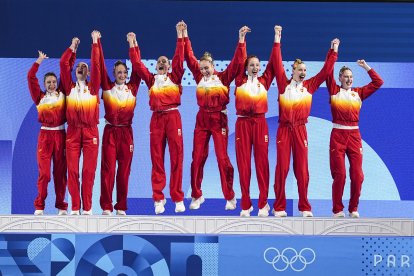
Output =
[
  {"x1": 327, "y1": 58, "x2": 383, "y2": 218},
  {"x1": 98, "y1": 32, "x2": 141, "y2": 216},
  {"x1": 272, "y1": 26, "x2": 338, "y2": 217},
  {"x1": 234, "y1": 26, "x2": 278, "y2": 217},
  {"x1": 134, "y1": 22, "x2": 186, "y2": 215},
  {"x1": 182, "y1": 23, "x2": 246, "y2": 211},
  {"x1": 59, "y1": 31, "x2": 101, "y2": 215},
  {"x1": 27, "y1": 50, "x2": 68, "y2": 216}
]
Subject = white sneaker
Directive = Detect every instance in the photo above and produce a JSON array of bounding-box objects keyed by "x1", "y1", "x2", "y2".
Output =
[
  {"x1": 116, "y1": 210, "x2": 126, "y2": 216},
  {"x1": 240, "y1": 206, "x2": 253, "y2": 217},
  {"x1": 102, "y1": 210, "x2": 112, "y2": 215},
  {"x1": 70, "y1": 210, "x2": 80, "y2": 215},
  {"x1": 301, "y1": 211, "x2": 314, "y2": 217},
  {"x1": 189, "y1": 196, "x2": 205, "y2": 210},
  {"x1": 225, "y1": 197, "x2": 237, "y2": 210},
  {"x1": 333, "y1": 211, "x2": 345, "y2": 218},
  {"x1": 258, "y1": 203, "x2": 270, "y2": 217},
  {"x1": 175, "y1": 201, "x2": 186, "y2": 213},
  {"x1": 154, "y1": 199, "x2": 166, "y2": 215},
  {"x1": 272, "y1": 209, "x2": 287, "y2": 217},
  {"x1": 349, "y1": 211, "x2": 360, "y2": 218},
  {"x1": 82, "y1": 210, "x2": 93, "y2": 215},
  {"x1": 34, "y1": 210, "x2": 44, "y2": 215},
  {"x1": 57, "y1": 209, "x2": 67, "y2": 215}
]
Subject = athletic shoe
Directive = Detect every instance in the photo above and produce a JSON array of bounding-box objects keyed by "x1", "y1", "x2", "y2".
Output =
[
  {"x1": 349, "y1": 211, "x2": 360, "y2": 218},
  {"x1": 154, "y1": 199, "x2": 166, "y2": 215},
  {"x1": 102, "y1": 210, "x2": 112, "y2": 215},
  {"x1": 175, "y1": 201, "x2": 186, "y2": 213},
  {"x1": 258, "y1": 203, "x2": 270, "y2": 217},
  {"x1": 189, "y1": 196, "x2": 205, "y2": 210},
  {"x1": 240, "y1": 206, "x2": 253, "y2": 217},
  {"x1": 82, "y1": 210, "x2": 93, "y2": 215},
  {"x1": 34, "y1": 210, "x2": 44, "y2": 215},
  {"x1": 57, "y1": 209, "x2": 67, "y2": 215},
  {"x1": 116, "y1": 210, "x2": 126, "y2": 216},
  {"x1": 70, "y1": 210, "x2": 80, "y2": 215},
  {"x1": 333, "y1": 211, "x2": 345, "y2": 218},
  {"x1": 272, "y1": 209, "x2": 287, "y2": 217},
  {"x1": 225, "y1": 197, "x2": 237, "y2": 210},
  {"x1": 301, "y1": 211, "x2": 314, "y2": 217}
]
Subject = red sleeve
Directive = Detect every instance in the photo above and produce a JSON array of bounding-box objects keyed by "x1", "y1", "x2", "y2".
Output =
[
  {"x1": 219, "y1": 42, "x2": 246, "y2": 87},
  {"x1": 306, "y1": 49, "x2": 338, "y2": 94},
  {"x1": 326, "y1": 67, "x2": 339, "y2": 96},
  {"x1": 89, "y1": 43, "x2": 101, "y2": 96},
  {"x1": 59, "y1": 48, "x2": 75, "y2": 95},
  {"x1": 273, "y1": 43, "x2": 289, "y2": 94},
  {"x1": 27, "y1": 62, "x2": 42, "y2": 105},
  {"x1": 170, "y1": 38, "x2": 185, "y2": 84},
  {"x1": 358, "y1": 69, "x2": 384, "y2": 101},
  {"x1": 261, "y1": 43, "x2": 277, "y2": 90},
  {"x1": 134, "y1": 44, "x2": 154, "y2": 88},
  {"x1": 184, "y1": 37, "x2": 202, "y2": 83},
  {"x1": 128, "y1": 47, "x2": 141, "y2": 96},
  {"x1": 98, "y1": 39, "x2": 113, "y2": 92}
]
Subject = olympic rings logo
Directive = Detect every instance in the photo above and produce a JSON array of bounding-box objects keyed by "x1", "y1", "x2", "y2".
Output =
[{"x1": 263, "y1": 247, "x2": 316, "y2": 272}]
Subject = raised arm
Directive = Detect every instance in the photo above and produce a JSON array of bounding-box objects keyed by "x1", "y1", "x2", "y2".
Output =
[
  {"x1": 261, "y1": 27, "x2": 280, "y2": 90},
  {"x1": 90, "y1": 30, "x2": 101, "y2": 96},
  {"x1": 221, "y1": 26, "x2": 249, "y2": 86},
  {"x1": 170, "y1": 21, "x2": 185, "y2": 84},
  {"x1": 127, "y1": 32, "x2": 141, "y2": 96},
  {"x1": 183, "y1": 23, "x2": 202, "y2": 82},
  {"x1": 273, "y1": 25, "x2": 289, "y2": 94},
  {"x1": 325, "y1": 38, "x2": 340, "y2": 96},
  {"x1": 98, "y1": 32, "x2": 113, "y2": 91},
  {"x1": 306, "y1": 38, "x2": 339, "y2": 94},
  {"x1": 357, "y1": 60, "x2": 384, "y2": 100},
  {"x1": 27, "y1": 51, "x2": 48, "y2": 105},
  {"x1": 59, "y1": 37, "x2": 79, "y2": 94},
  {"x1": 132, "y1": 39, "x2": 154, "y2": 88}
]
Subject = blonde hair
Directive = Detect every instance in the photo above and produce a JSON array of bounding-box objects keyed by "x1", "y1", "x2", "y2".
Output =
[
  {"x1": 292, "y1": 58, "x2": 304, "y2": 70},
  {"x1": 200, "y1": 52, "x2": 214, "y2": 63}
]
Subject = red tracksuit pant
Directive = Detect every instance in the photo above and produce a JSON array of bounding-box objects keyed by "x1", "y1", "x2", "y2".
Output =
[
  {"x1": 235, "y1": 116, "x2": 269, "y2": 210},
  {"x1": 330, "y1": 128, "x2": 364, "y2": 213},
  {"x1": 150, "y1": 110, "x2": 184, "y2": 202},
  {"x1": 100, "y1": 124, "x2": 134, "y2": 212},
  {"x1": 191, "y1": 110, "x2": 234, "y2": 200},
  {"x1": 273, "y1": 124, "x2": 311, "y2": 212},
  {"x1": 34, "y1": 129, "x2": 68, "y2": 210},
  {"x1": 66, "y1": 125, "x2": 99, "y2": 211}
]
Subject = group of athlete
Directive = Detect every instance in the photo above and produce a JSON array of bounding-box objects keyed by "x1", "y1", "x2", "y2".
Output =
[{"x1": 27, "y1": 21, "x2": 383, "y2": 218}]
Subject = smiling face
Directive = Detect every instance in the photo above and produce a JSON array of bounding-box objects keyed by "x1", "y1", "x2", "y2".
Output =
[
  {"x1": 339, "y1": 69, "x2": 353, "y2": 90},
  {"x1": 44, "y1": 74, "x2": 58, "y2": 92},
  {"x1": 113, "y1": 63, "x2": 128, "y2": 85},
  {"x1": 246, "y1": 56, "x2": 260, "y2": 77},
  {"x1": 292, "y1": 63, "x2": 307, "y2": 82},
  {"x1": 156, "y1": 56, "x2": 170, "y2": 75},
  {"x1": 75, "y1": 62, "x2": 89, "y2": 81},
  {"x1": 199, "y1": 60, "x2": 214, "y2": 78}
]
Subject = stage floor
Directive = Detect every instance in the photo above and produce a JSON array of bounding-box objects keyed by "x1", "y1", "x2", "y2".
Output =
[{"x1": 0, "y1": 215, "x2": 413, "y2": 236}]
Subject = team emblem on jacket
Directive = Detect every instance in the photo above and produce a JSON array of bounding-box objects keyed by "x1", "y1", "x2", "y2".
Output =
[
  {"x1": 304, "y1": 140, "x2": 308, "y2": 147},
  {"x1": 360, "y1": 147, "x2": 363, "y2": 154},
  {"x1": 93, "y1": 137, "x2": 98, "y2": 145},
  {"x1": 265, "y1": 135, "x2": 268, "y2": 143},
  {"x1": 130, "y1": 145, "x2": 134, "y2": 152},
  {"x1": 221, "y1": 128, "x2": 226, "y2": 135},
  {"x1": 178, "y1": 129, "x2": 182, "y2": 136}
]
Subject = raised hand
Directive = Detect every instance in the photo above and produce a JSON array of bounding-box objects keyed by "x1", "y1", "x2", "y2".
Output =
[
  {"x1": 91, "y1": 30, "x2": 101, "y2": 43},
  {"x1": 36, "y1": 50, "x2": 48, "y2": 64},
  {"x1": 331, "y1": 38, "x2": 340, "y2": 52},
  {"x1": 357, "y1": 59, "x2": 371, "y2": 71},
  {"x1": 239, "y1": 25, "x2": 251, "y2": 42},
  {"x1": 70, "y1": 37, "x2": 80, "y2": 52},
  {"x1": 275, "y1": 25, "x2": 282, "y2": 43},
  {"x1": 176, "y1": 20, "x2": 186, "y2": 38}
]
